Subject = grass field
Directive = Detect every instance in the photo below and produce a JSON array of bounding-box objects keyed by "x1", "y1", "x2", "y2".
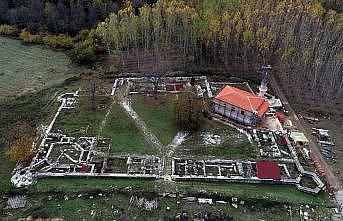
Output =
[
  {"x1": 0, "y1": 36, "x2": 80, "y2": 101},
  {"x1": 52, "y1": 96, "x2": 112, "y2": 138},
  {"x1": 0, "y1": 192, "x2": 311, "y2": 221},
  {"x1": 0, "y1": 177, "x2": 332, "y2": 220},
  {"x1": 25, "y1": 177, "x2": 331, "y2": 206},
  {"x1": 2, "y1": 193, "x2": 328, "y2": 221},
  {"x1": 100, "y1": 102, "x2": 154, "y2": 155},
  {"x1": 0, "y1": 79, "x2": 334, "y2": 220},
  {"x1": 131, "y1": 94, "x2": 178, "y2": 145},
  {"x1": 176, "y1": 119, "x2": 258, "y2": 159},
  {"x1": 131, "y1": 94, "x2": 257, "y2": 159}
]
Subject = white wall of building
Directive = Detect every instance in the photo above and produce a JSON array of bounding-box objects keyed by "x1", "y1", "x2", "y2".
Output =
[{"x1": 213, "y1": 99, "x2": 257, "y2": 125}]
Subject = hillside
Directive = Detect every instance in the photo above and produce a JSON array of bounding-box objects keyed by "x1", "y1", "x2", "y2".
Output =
[{"x1": 0, "y1": 36, "x2": 80, "y2": 101}]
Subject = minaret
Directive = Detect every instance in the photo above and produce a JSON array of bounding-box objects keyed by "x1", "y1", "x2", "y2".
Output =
[
  {"x1": 258, "y1": 65, "x2": 271, "y2": 98},
  {"x1": 258, "y1": 73, "x2": 269, "y2": 97}
]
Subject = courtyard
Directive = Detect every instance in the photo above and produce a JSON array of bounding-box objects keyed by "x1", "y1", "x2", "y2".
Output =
[{"x1": 10, "y1": 75, "x2": 325, "y2": 197}]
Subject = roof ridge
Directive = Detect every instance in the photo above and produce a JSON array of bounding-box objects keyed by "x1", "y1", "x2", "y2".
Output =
[{"x1": 214, "y1": 85, "x2": 269, "y2": 117}]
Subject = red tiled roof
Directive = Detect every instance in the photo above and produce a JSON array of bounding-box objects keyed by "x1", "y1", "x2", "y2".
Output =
[
  {"x1": 166, "y1": 83, "x2": 184, "y2": 91},
  {"x1": 215, "y1": 86, "x2": 269, "y2": 117},
  {"x1": 256, "y1": 161, "x2": 281, "y2": 180}
]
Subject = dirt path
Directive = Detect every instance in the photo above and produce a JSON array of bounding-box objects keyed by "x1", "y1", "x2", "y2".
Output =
[
  {"x1": 115, "y1": 84, "x2": 164, "y2": 152},
  {"x1": 270, "y1": 74, "x2": 341, "y2": 190}
]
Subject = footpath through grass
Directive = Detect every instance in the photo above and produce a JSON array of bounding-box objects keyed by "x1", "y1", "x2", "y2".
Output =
[
  {"x1": 100, "y1": 102, "x2": 154, "y2": 155},
  {"x1": 131, "y1": 94, "x2": 178, "y2": 146}
]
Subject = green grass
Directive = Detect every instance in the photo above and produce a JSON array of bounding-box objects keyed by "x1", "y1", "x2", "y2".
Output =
[
  {"x1": 29, "y1": 177, "x2": 155, "y2": 193},
  {"x1": 0, "y1": 148, "x2": 16, "y2": 193},
  {"x1": 0, "y1": 83, "x2": 78, "y2": 193},
  {"x1": 0, "y1": 192, "x2": 312, "y2": 221},
  {"x1": 0, "y1": 36, "x2": 81, "y2": 101},
  {"x1": 52, "y1": 96, "x2": 112, "y2": 138},
  {"x1": 176, "y1": 119, "x2": 257, "y2": 159},
  {"x1": 131, "y1": 94, "x2": 178, "y2": 145},
  {"x1": 1, "y1": 179, "x2": 332, "y2": 221},
  {"x1": 26, "y1": 177, "x2": 331, "y2": 207},
  {"x1": 175, "y1": 182, "x2": 332, "y2": 206},
  {"x1": 100, "y1": 102, "x2": 154, "y2": 155}
]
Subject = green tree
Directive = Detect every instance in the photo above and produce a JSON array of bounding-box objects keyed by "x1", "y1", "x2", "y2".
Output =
[{"x1": 174, "y1": 86, "x2": 204, "y2": 131}]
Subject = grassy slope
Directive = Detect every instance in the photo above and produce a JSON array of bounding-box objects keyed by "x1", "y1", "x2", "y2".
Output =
[
  {"x1": 131, "y1": 94, "x2": 178, "y2": 146},
  {"x1": 100, "y1": 102, "x2": 154, "y2": 155},
  {"x1": 0, "y1": 79, "x2": 83, "y2": 193},
  {"x1": 0, "y1": 37, "x2": 81, "y2": 101},
  {"x1": 0, "y1": 87, "x2": 62, "y2": 193}
]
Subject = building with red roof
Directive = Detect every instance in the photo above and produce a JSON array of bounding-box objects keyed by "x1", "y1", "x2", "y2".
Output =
[
  {"x1": 213, "y1": 86, "x2": 269, "y2": 126},
  {"x1": 256, "y1": 161, "x2": 281, "y2": 180}
]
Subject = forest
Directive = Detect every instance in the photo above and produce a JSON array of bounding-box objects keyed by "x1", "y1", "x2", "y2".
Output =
[
  {"x1": 95, "y1": 0, "x2": 342, "y2": 107},
  {"x1": 0, "y1": 0, "x2": 342, "y2": 109},
  {"x1": 0, "y1": 0, "x2": 156, "y2": 34}
]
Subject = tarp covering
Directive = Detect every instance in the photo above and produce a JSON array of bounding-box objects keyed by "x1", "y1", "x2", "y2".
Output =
[
  {"x1": 290, "y1": 132, "x2": 309, "y2": 144},
  {"x1": 256, "y1": 161, "x2": 281, "y2": 180}
]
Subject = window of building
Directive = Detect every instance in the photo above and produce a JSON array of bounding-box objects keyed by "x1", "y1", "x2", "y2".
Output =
[{"x1": 241, "y1": 110, "x2": 245, "y2": 115}]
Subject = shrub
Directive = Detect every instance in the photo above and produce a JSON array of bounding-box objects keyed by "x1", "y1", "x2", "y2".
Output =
[
  {"x1": 0, "y1": 24, "x2": 16, "y2": 36},
  {"x1": 19, "y1": 29, "x2": 42, "y2": 44},
  {"x1": 42, "y1": 34, "x2": 73, "y2": 49}
]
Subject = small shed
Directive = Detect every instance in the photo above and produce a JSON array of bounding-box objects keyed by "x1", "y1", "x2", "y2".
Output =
[
  {"x1": 290, "y1": 132, "x2": 309, "y2": 146},
  {"x1": 7, "y1": 195, "x2": 27, "y2": 209}
]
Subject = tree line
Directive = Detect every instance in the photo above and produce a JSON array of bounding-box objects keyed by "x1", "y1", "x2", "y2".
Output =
[
  {"x1": 0, "y1": 0, "x2": 342, "y2": 105},
  {"x1": 0, "y1": 0, "x2": 156, "y2": 35},
  {"x1": 95, "y1": 0, "x2": 342, "y2": 105}
]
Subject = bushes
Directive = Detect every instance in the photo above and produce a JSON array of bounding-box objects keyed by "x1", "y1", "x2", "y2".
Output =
[
  {"x1": 69, "y1": 30, "x2": 99, "y2": 64},
  {"x1": 69, "y1": 39, "x2": 96, "y2": 64},
  {"x1": 0, "y1": 24, "x2": 16, "y2": 36},
  {"x1": 18, "y1": 29, "x2": 74, "y2": 49},
  {"x1": 42, "y1": 34, "x2": 73, "y2": 49},
  {"x1": 16, "y1": 28, "x2": 100, "y2": 65},
  {"x1": 19, "y1": 29, "x2": 42, "y2": 44}
]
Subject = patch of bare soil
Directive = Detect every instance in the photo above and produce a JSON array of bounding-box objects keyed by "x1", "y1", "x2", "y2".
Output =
[{"x1": 293, "y1": 103, "x2": 343, "y2": 185}]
